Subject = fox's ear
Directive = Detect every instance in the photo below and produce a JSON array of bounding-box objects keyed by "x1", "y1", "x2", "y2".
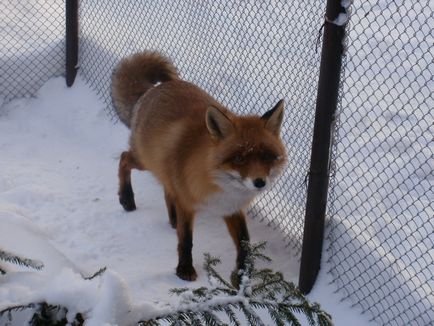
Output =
[
  {"x1": 206, "y1": 106, "x2": 234, "y2": 139},
  {"x1": 262, "y1": 99, "x2": 284, "y2": 135}
]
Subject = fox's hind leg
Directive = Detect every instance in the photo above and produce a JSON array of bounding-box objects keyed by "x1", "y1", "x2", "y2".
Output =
[
  {"x1": 224, "y1": 211, "x2": 250, "y2": 287},
  {"x1": 118, "y1": 150, "x2": 142, "y2": 211},
  {"x1": 164, "y1": 190, "x2": 177, "y2": 228}
]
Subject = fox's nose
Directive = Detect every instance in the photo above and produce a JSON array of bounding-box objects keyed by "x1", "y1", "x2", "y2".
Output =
[{"x1": 253, "y1": 178, "x2": 266, "y2": 189}]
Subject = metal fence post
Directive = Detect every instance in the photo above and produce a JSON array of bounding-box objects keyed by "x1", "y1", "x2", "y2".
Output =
[
  {"x1": 299, "y1": 0, "x2": 347, "y2": 294},
  {"x1": 66, "y1": 0, "x2": 79, "y2": 87}
]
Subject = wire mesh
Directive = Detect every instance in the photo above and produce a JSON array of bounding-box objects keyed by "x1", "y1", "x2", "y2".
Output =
[
  {"x1": 78, "y1": 0, "x2": 325, "y2": 255},
  {"x1": 328, "y1": 0, "x2": 434, "y2": 325},
  {"x1": 2, "y1": 1, "x2": 433, "y2": 325},
  {"x1": 0, "y1": 1, "x2": 65, "y2": 105}
]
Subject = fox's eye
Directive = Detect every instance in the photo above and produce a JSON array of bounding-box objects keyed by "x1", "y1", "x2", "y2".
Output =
[
  {"x1": 261, "y1": 151, "x2": 277, "y2": 162},
  {"x1": 232, "y1": 154, "x2": 245, "y2": 165}
]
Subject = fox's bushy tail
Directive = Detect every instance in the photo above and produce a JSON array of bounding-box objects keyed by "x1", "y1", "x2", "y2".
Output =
[{"x1": 111, "y1": 51, "x2": 179, "y2": 127}]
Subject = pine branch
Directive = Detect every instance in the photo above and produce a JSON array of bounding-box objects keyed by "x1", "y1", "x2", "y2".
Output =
[
  {"x1": 251, "y1": 272, "x2": 285, "y2": 297},
  {"x1": 240, "y1": 303, "x2": 265, "y2": 326},
  {"x1": 203, "y1": 253, "x2": 235, "y2": 291},
  {"x1": 0, "y1": 303, "x2": 37, "y2": 317},
  {"x1": 0, "y1": 249, "x2": 43, "y2": 270},
  {"x1": 223, "y1": 304, "x2": 241, "y2": 326},
  {"x1": 139, "y1": 320, "x2": 160, "y2": 326},
  {"x1": 169, "y1": 287, "x2": 189, "y2": 296},
  {"x1": 0, "y1": 265, "x2": 106, "y2": 325},
  {"x1": 277, "y1": 305, "x2": 301, "y2": 326},
  {"x1": 84, "y1": 266, "x2": 107, "y2": 280},
  {"x1": 30, "y1": 302, "x2": 68, "y2": 325},
  {"x1": 187, "y1": 311, "x2": 205, "y2": 326},
  {"x1": 0, "y1": 302, "x2": 84, "y2": 326},
  {"x1": 0, "y1": 242, "x2": 332, "y2": 326},
  {"x1": 138, "y1": 242, "x2": 333, "y2": 326},
  {"x1": 202, "y1": 310, "x2": 225, "y2": 326}
]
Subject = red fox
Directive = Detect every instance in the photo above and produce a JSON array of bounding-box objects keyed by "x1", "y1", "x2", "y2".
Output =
[{"x1": 112, "y1": 51, "x2": 287, "y2": 282}]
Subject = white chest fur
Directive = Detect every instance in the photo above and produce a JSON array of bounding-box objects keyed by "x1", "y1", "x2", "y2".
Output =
[
  {"x1": 196, "y1": 189, "x2": 255, "y2": 219},
  {"x1": 195, "y1": 171, "x2": 260, "y2": 219}
]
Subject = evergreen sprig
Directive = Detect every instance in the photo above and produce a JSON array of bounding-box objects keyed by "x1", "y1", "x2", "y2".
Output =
[
  {"x1": 0, "y1": 249, "x2": 44, "y2": 271},
  {"x1": 139, "y1": 241, "x2": 333, "y2": 326},
  {"x1": 0, "y1": 302, "x2": 84, "y2": 326},
  {"x1": 0, "y1": 243, "x2": 332, "y2": 325},
  {"x1": 84, "y1": 266, "x2": 107, "y2": 280},
  {"x1": 0, "y1": 264, "x2": 105, "y2": 325}
]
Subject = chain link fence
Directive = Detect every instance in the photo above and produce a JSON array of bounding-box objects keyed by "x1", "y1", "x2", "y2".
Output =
[
  {"x1": 78, "y1": 0, "x2": 325, "y2": 255},
  {"x1": 328, "y1": 0, "x2": 433, "y2": 325},
  {"x1": 3, "y1": 1, "x2": 433, "y2": 325},
  {"x1": 0, "y1": 1, "x2": 65, "y2": 106}
]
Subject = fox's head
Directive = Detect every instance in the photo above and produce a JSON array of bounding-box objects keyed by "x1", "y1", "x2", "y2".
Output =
[{"x1": 206, "y1": 100, "x2": 287, "y2": 195}]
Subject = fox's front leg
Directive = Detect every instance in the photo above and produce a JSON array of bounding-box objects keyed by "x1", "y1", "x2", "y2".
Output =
[
  {"x1": 224, "y1": 211, "x2": 250, "y2": 286},
  {"x1": 175, "y1": 205, "x2": 197, "y2": 281},
  {"x1": 118, "y1": 151, "x2": 142, "y2": 211}
]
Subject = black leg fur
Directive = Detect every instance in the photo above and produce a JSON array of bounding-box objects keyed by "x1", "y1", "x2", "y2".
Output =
[
  {"x1": 119, "y1": 181, "x2": 136, "y2": 211},
  {"x1": 176, "y1": 218, "x2": 197, "y2": 281},
  {"x1": 224, "y1": 212, "x2": 250, "y2": 288}
]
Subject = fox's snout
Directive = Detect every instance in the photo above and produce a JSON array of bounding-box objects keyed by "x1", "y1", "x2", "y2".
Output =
[
  {"x1": 253, "y1": 177, "x2": 266, "y2": 189},
  {"x1": 242, "y1": 173, "x2": 279, "y2": 191},
  {"x1": 241, "y1": 176, "x2": 268, "y2": 191},
  {"x1": 219, "y1": 169, "x2": 281, "y2": 194}
]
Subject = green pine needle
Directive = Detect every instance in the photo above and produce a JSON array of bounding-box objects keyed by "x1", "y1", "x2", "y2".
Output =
[
  {"x1": 140, "y1": 241, "x2": 333, "y2": 326},
  {"x1": 0, "y1": 249, "x2": 43, "y2": 270},
  {"x1": 84, "y1": 266, "x2": 107, "y2": 280},
  {"x1": 1, "y1": 242, "x2": 332, "y2": 326}
]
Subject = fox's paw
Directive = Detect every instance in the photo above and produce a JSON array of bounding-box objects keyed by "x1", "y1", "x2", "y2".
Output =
[
  {"x1": 119, "y1": 196, "x2": 136, "y2": 211},
  {"x1": 119, "y1": 183, "x2": 136, "y2": 211},
  {"x1": 176, "y1": 264, "x2": 197, "y2": 281}
]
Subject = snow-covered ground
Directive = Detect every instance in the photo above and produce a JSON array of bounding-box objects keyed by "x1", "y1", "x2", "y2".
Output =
[{"x1": 0, "y1": 77, "x2": 374, "y2": 325}]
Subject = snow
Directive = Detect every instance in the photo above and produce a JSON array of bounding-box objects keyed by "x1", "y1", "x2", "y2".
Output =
[
  {"x1": 341, "y1": 0, "x2": 353, "y2": 9},
  {"x1": 331, "y1": 13, "x2": 349, "y2": 27},
  {"x1": 0, "y1": 77, "x2": 373, "y2": 325},
  {"x1": 326, "y1": 0, "x2": 352, "y2": 26}
]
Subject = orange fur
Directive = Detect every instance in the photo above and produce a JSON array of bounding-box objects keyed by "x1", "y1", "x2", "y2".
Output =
[{"x1": 112, "y1": 51, "x2": 287, "y2": 282}]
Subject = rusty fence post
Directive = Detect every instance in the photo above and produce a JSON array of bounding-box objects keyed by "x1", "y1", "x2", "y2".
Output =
[
  {"x1": 66, "y1": 0, "x2": 79, "y2": 87},
  {"x1": 299, "y1": 0, "x2": 348, "y2": 294}
]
